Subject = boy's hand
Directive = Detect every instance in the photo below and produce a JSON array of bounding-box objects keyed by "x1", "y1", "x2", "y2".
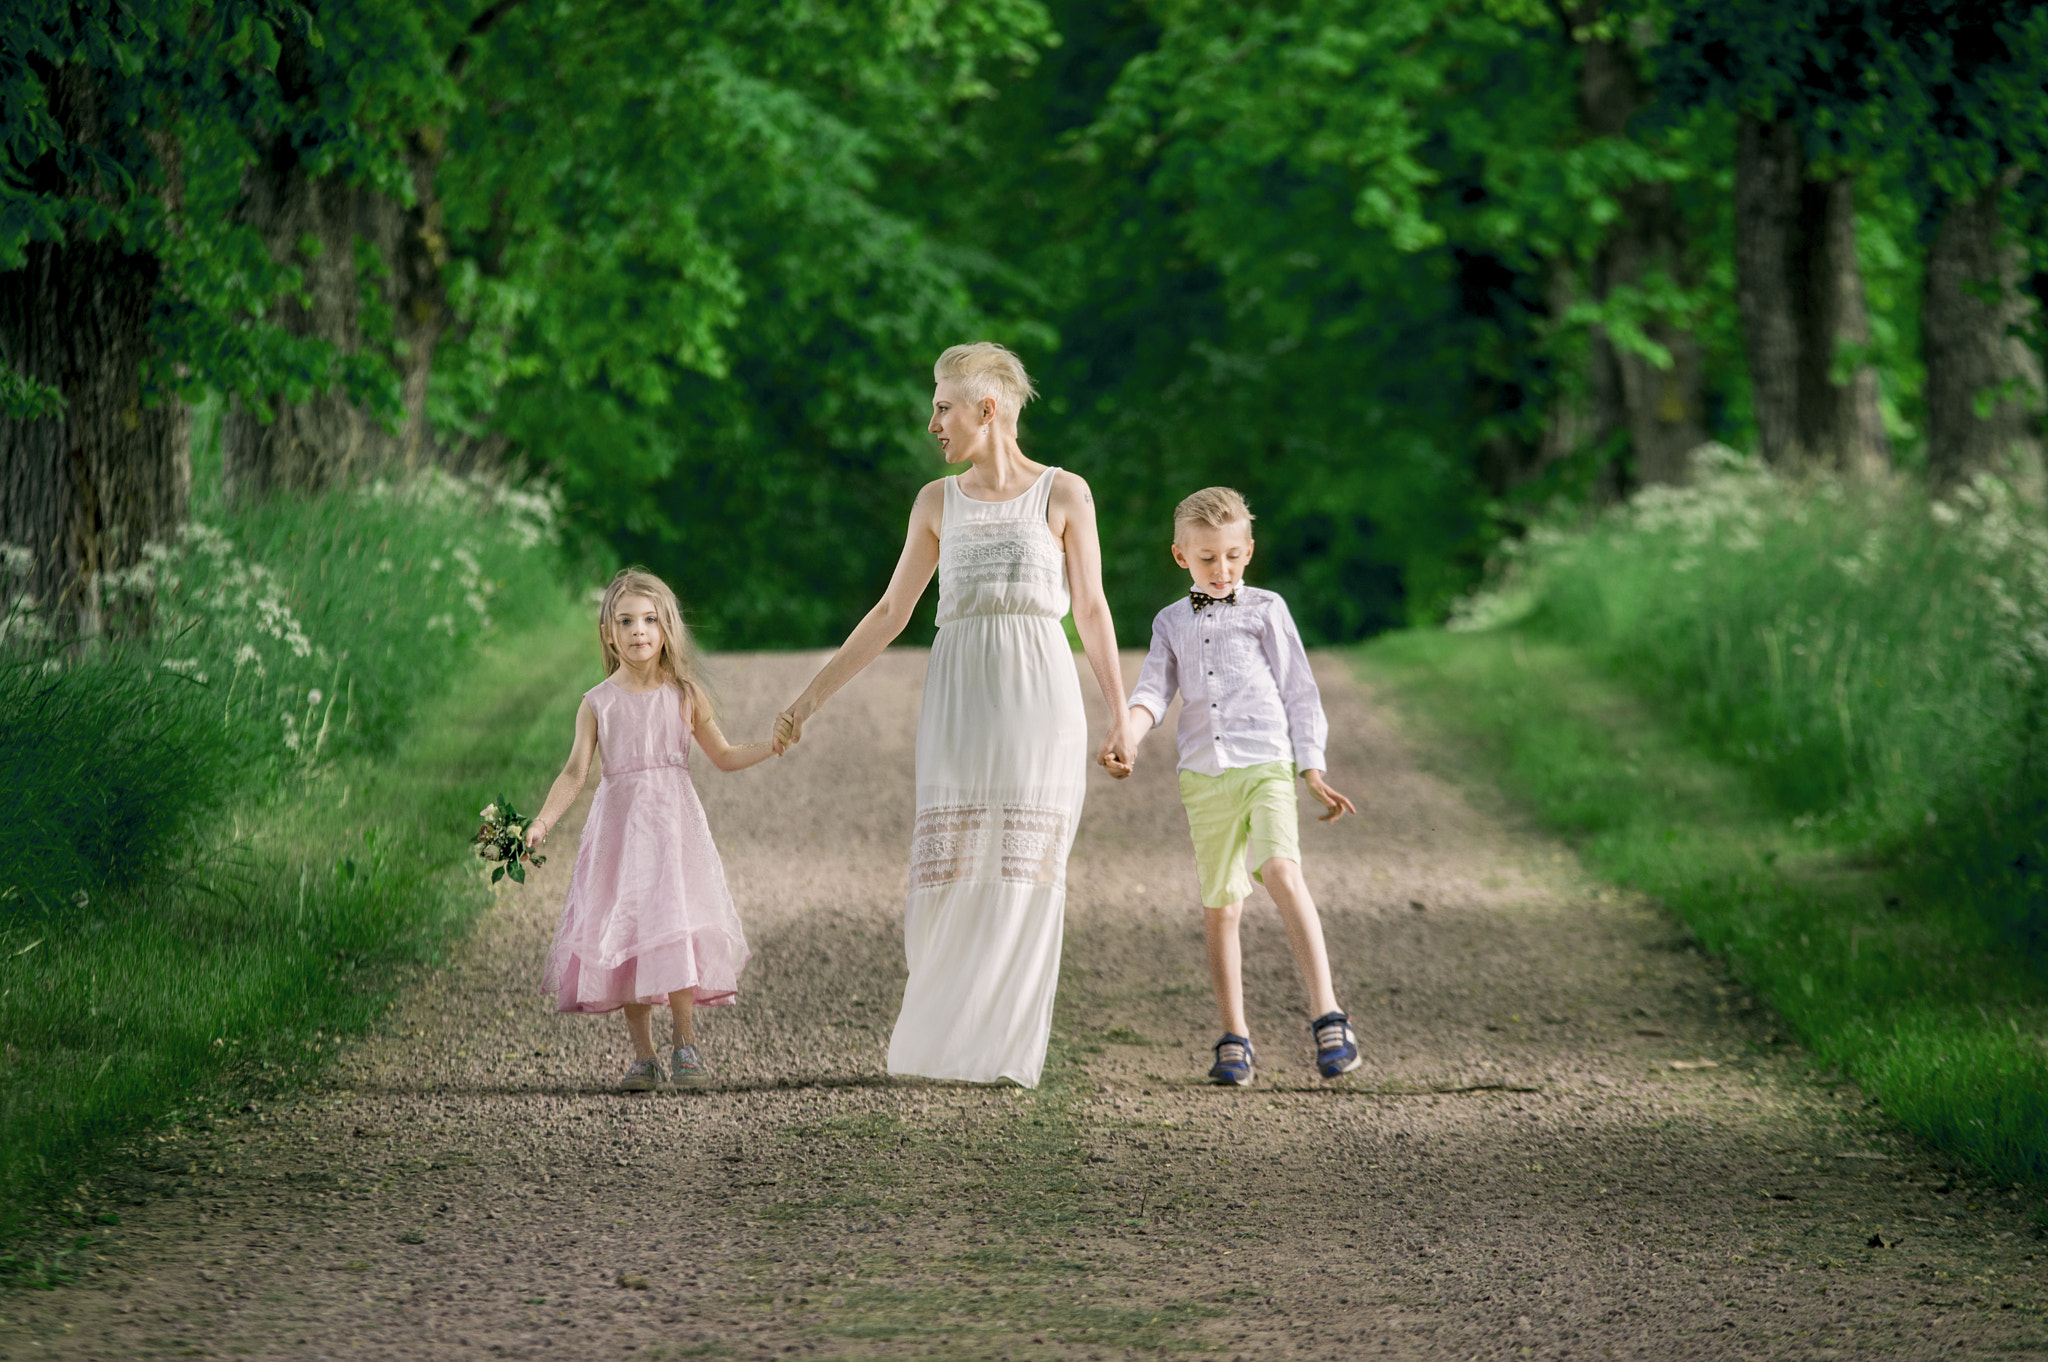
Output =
[
  {"x1": 1302, "y1": 770, "x2": 1358, "y2": 823},
  {"x1": 1097, "y1": 721, "x2": 1133, "y2": 779}
]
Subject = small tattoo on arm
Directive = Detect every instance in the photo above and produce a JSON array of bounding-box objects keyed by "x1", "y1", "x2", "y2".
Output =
[{"x1": 1083, "y1": 490, "x2": 1094, "y2": 504}]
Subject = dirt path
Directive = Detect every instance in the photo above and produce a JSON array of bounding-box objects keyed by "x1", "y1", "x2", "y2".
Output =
[{"x1": 4, "y1": 651, "x2": 2044, "y2": 1360}]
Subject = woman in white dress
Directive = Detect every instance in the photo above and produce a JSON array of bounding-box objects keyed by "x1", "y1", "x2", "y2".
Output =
[{"x1": 772, "y1": 343, "x2": 1131, "y2": 1088}]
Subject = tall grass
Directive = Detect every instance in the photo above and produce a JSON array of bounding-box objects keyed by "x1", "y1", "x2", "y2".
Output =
[
  {"x1": 0, "y1": 455, "x2": 586, "y2": 1263},
  {"x1": 1459, "y1": 449, "x2": 2048, "y2": 945},
  {"x1": 1401, "y1": 447, "x2": 2048, "y2": 1181},
  {"x1": 1, "y1": 470, "x2": 565, "y2": 920}
]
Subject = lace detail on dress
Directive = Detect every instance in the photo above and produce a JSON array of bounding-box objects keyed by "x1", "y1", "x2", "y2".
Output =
[
  {"x1": 935, "y1": 513, "x2": 1068, "y2": 623},
  {"x1": 911, "y1": 802, "x2": 1071, "y2": 890}
]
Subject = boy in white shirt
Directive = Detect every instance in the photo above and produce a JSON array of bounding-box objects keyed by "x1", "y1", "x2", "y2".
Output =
[{"x1": 1121, "y1": 487, "x2": 1362, "y2": 1085}]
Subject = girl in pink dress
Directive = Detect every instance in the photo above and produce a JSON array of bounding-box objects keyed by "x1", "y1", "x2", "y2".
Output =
[{"x1": 527, "y1": 569, "x2": 774, "y2": 1091}]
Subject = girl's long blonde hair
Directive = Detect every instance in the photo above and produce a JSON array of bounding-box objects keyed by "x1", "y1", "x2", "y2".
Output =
[{"x1": 598, "y1": 568, "x2": 715, "y2": 722}]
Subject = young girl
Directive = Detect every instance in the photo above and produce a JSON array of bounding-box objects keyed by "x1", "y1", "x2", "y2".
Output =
[{"x1": 527, "y1": 569, "x2": 774, "y2": 1090}]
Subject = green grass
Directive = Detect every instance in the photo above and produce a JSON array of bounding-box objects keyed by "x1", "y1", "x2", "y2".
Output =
[
  {"x1": 0, "y1": 598, "x2": 598, "y2": 1270},
  {"x1": 1359, "y1": 626, "x2": 2048, "y2": 1183}
]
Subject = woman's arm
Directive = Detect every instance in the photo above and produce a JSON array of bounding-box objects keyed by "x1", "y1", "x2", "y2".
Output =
[
  {"x1": 774, "y1": 481, "x2": 945, "y2": 752},
  {"x1": 693, "y1": 710, "x2": 776, "y2": 773},
  {"x1": 1051, "y1": 471, "x2": 1132, "y2": 774},
  {"x1": 527, "y1": 697, "x2": 598, "y2": 849}
]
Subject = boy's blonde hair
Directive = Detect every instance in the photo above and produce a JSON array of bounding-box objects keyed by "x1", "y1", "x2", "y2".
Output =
[
  {"x1": 598, "y1": 568, "x2": 715, "y2": 721},
  {"x1": 1173, "y1": 487, "x2": 1255, "y2": 541},
  {"x1": 933, "y1": 342, "x2": 1039, "y2": 421}
]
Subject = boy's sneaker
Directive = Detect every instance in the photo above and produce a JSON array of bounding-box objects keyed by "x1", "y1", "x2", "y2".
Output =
[
  {"x1": 669, "y1": 1043, "x2": 709, "y2": 1088},
  {"x1": 619, "y1": 1056, "x2": 667, "y2": 1091},
  {"x1": 1310, "y1": 1010, "x2": 1363, "y2": 1079},
  {"x1": 1208, "y1": 1033, "x2": 1257, "y2": 1087}
]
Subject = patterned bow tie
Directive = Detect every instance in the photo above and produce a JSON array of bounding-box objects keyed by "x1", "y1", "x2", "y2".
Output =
[{"x1": 1189, "y1": 589, "x2": 1238, "y2": 613}]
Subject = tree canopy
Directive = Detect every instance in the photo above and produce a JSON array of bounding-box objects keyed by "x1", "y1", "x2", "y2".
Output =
[{"x1": 4, "y1": 0, "x2": 2047, "y2": 646}]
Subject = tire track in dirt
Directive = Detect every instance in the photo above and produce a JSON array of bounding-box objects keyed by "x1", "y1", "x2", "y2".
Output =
[{"x1": 2, "y1": 651, "x2": 2042, "y2": 1360}]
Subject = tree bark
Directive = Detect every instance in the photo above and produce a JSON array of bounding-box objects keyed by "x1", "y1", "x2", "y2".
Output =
[
  {"x1": 0, "y1": 65, "x2": 188, "y2": 641},
  {"x1": 1577, "y1": 35, "x2": 1710, "y2": 489},
  {"x1": 1794, "y1": 175, "x2": 1891, "y2": 478},
  {"x1": 1923, "y1": 177, "x2": 2045, "y2": 497},
  {"x1": 221, "y1": 30, "x2": 449, "y2": 502},
  {"x1": 1735, "y1": 116, "x2": 1806, "y2": 466},
  {"x1": 1734, "y1": 115, "x2": 1891, "y2": 477}
]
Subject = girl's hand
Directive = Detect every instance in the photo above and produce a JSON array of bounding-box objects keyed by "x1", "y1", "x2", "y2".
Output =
[
  {"x1": 527, "y1": 819, "x2": 549, "y2": 849},
  {"x1": 1303, "y1": 770, "x2": 1358, "y2": 823},
  {"x1": 772, "y1": 699, "x2": 813, "y2": 755}
]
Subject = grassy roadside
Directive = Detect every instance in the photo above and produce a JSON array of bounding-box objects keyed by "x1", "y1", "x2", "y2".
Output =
[
  {"x1": 0, "y1": 600, "x2": 596, "y2": 1274},
  {"x1": 1357, "y1": 627, "x2": 2048, "y2": 1185}
]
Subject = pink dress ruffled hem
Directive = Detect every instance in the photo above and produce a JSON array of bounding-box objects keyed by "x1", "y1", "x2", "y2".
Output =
[{"x1": 543, "y1": 679, "x2": 750, "y2": 1014}]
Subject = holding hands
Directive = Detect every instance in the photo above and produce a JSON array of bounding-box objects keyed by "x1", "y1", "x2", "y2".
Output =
[{"x1": 1098, "y1": 719, "x2": 1133, "y2": 779}]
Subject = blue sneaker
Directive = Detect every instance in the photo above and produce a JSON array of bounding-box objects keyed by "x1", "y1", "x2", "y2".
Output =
[
  {"x1": 1208, "y1": 1033, "x2": 1256, "y2": 1087},
  {"x1": 1311, "y1": 1010, "x2": 1363, "y2": 1079},
  {"x1": 670, "y1": 1042, "x2": 709, "y2": 1088}
]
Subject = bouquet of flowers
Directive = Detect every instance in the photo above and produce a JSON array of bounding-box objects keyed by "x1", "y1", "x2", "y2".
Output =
[{"x1": 473, "y1": 795, "x2": 547, "y2": 884}]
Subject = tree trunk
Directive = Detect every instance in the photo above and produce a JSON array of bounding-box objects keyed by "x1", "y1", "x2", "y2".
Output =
[
  {"x1": 0, "y1": 66, "x2": 188, "y2": 641},
  {"x1": 1578, "y1": 36, "x2": 1710, "y2": 489},
  {"x1": 222, "y1": 27, "x2": 449, "y2": 503},
  {"x1": 1793, "y1": 176, "x2": 1891, "y2": 478},
  {"x1": 1735, "y1": 115, "x2": 1806, "y2": 467},
  {"x1": 1923, "y1": 178, "x2": 2045, "y2": 497},
  {"x1": 1735, "y1": 115, "x2": 1891, "y2": 477}
]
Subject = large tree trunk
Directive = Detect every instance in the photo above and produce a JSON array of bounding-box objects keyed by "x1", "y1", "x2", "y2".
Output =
[
  {"x1": 1578, "y1": 36, "x2": 1710, "y2": 489},
  {"x1": 1794, "y1": 176, "x2": 1890, "y2": 478},
  {"x1": 1735, "y1": 116, "x2": 1806, "y2": 466},
  {"x1": 1734, "y1": 115, "x2": 1890, "y2": 476},
  {"x1": 0, "y1": 66, "x2": 188, "y2": 641},
  {"x1": 1923, "y1": 178, "x2": 2045, "y2": 497},
  {"x1": 222, "y1": 30, "x2": 449, "y2": 502}
]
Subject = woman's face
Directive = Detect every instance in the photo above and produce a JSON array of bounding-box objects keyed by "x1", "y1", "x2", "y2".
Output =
[
  {"x1": 611, "y1": 594, "x2": 664, "y2": 667},
  {"x1": 929, "y1": 380, "x2": 993, "y2": 465}
]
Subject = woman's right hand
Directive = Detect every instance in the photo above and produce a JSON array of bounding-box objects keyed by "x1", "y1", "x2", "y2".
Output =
[{"x1": 772, "y1": 698, "x2": 813, "y2": 755}]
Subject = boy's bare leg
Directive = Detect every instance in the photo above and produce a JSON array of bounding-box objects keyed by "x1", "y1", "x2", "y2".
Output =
[
  {"x1": 622, "y1": 1003, "x2": 658, "y2": 1060},
  {"x1": 1260, "y1": 857, "x2": 1342, "y2": 1018},
  {"x1": 1204, "y1": 901, "x2": 1252, "y2": 1037},
  {"x1": 668, "y1": 988, "x2": 697, "y2": 1046}
]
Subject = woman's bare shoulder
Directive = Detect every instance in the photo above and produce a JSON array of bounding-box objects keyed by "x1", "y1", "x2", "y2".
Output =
[{"x1": 1049, "y1": 468, "x2": 1095, "y2": 509}]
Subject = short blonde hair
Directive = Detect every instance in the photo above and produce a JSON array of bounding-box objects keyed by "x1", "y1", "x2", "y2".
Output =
[
  {"x1": 933, "y1": 342, "x2": 1039, "y2": 421},
  {"x1": 598, "y1": 568, "x2": 715, "y2": 721},
  {"x1": 1173, "y1": 486, "x2": 1255, "y2": 541}
]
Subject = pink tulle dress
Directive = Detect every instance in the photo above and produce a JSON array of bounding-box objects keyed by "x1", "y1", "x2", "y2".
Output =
[{"x1": 544, "y1": 678, "x2": 750, "y2": 1013}]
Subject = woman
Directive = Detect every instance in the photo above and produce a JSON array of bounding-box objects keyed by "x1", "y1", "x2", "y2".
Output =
[{"x1": 773, "y1": 342, "x2": 1130, "y2": 1088}]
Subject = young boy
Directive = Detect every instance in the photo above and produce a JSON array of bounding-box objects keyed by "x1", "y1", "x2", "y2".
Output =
[{"x1": 1122, "y1": 487, "x2": 1362, "y2": 1086}]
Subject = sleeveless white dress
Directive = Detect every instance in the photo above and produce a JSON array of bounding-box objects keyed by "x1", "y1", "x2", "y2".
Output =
[{"x1": 889, "y1": 466, "x2": 1088, "y2": 1088}]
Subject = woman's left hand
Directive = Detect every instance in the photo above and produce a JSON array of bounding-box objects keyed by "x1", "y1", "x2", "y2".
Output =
[{"x1": 1097, "y1": 721, "x2": 1133, "y2": 779}]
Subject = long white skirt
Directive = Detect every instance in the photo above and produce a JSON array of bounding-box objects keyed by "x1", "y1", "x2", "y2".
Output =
[{"x1": 888, "y1": 614, "x2": 1088, "y2": 1088}]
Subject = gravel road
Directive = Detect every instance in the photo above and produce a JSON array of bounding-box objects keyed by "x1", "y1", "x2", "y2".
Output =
[{"x1": 2, "y1": 650, "x2": 2043, "y2": 1360}]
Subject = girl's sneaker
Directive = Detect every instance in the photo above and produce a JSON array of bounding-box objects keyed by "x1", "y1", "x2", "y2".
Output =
[
  {"x1": 619, "y1": 1056, "x2": 667, "y2": 1091},
  {"x1": 670, "y1": 1043, "x2": 709, "y2": 1087},
  {"x1": 1208, "y1": 1033, "x2": 1257, "y2": 1086},
  {"x1": 1310, "y1": 1010, "x2": 1363, "y2": 1079}
]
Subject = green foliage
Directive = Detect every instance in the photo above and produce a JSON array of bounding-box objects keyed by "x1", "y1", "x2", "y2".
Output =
[
  {"x1": 1455, "y1": 451, "x2": 2048, "y2": 951},
  {"x1": 0, "y1": 408, "x2": 567, "y2": 920},
  {"x1": 429, "y1": 0, "x2": 1054, "y2": 647},
  {"x1": 0, "y1": 601, "x2": 595, "y2": 1252},
  {"x1": 1362, "y1": 627, "x2": 2048, "y2": 1183}
]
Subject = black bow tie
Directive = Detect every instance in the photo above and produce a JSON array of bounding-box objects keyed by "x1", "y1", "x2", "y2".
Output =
[{"x1": 1190, "y1": 589, "x2": 1238, "y2": 613}]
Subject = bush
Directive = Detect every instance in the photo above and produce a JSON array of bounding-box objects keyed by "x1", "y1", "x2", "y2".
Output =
[
  {"x1": 1458, "y1": 447, "x2": 2048, "y2": 953},
  {"x1": 0, "y1": 469, "x2": 567, "y2": 921}
]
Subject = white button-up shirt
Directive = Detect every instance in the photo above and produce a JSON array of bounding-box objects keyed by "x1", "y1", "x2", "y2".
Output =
[{"x1": 1128, "y1": 586, "x2": 1329, "y2": 776}]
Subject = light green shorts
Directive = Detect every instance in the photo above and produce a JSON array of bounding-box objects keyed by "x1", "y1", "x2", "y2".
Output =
[{"x1": 1177, "y1": 760, "x2": 1301, "y2": 908}]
